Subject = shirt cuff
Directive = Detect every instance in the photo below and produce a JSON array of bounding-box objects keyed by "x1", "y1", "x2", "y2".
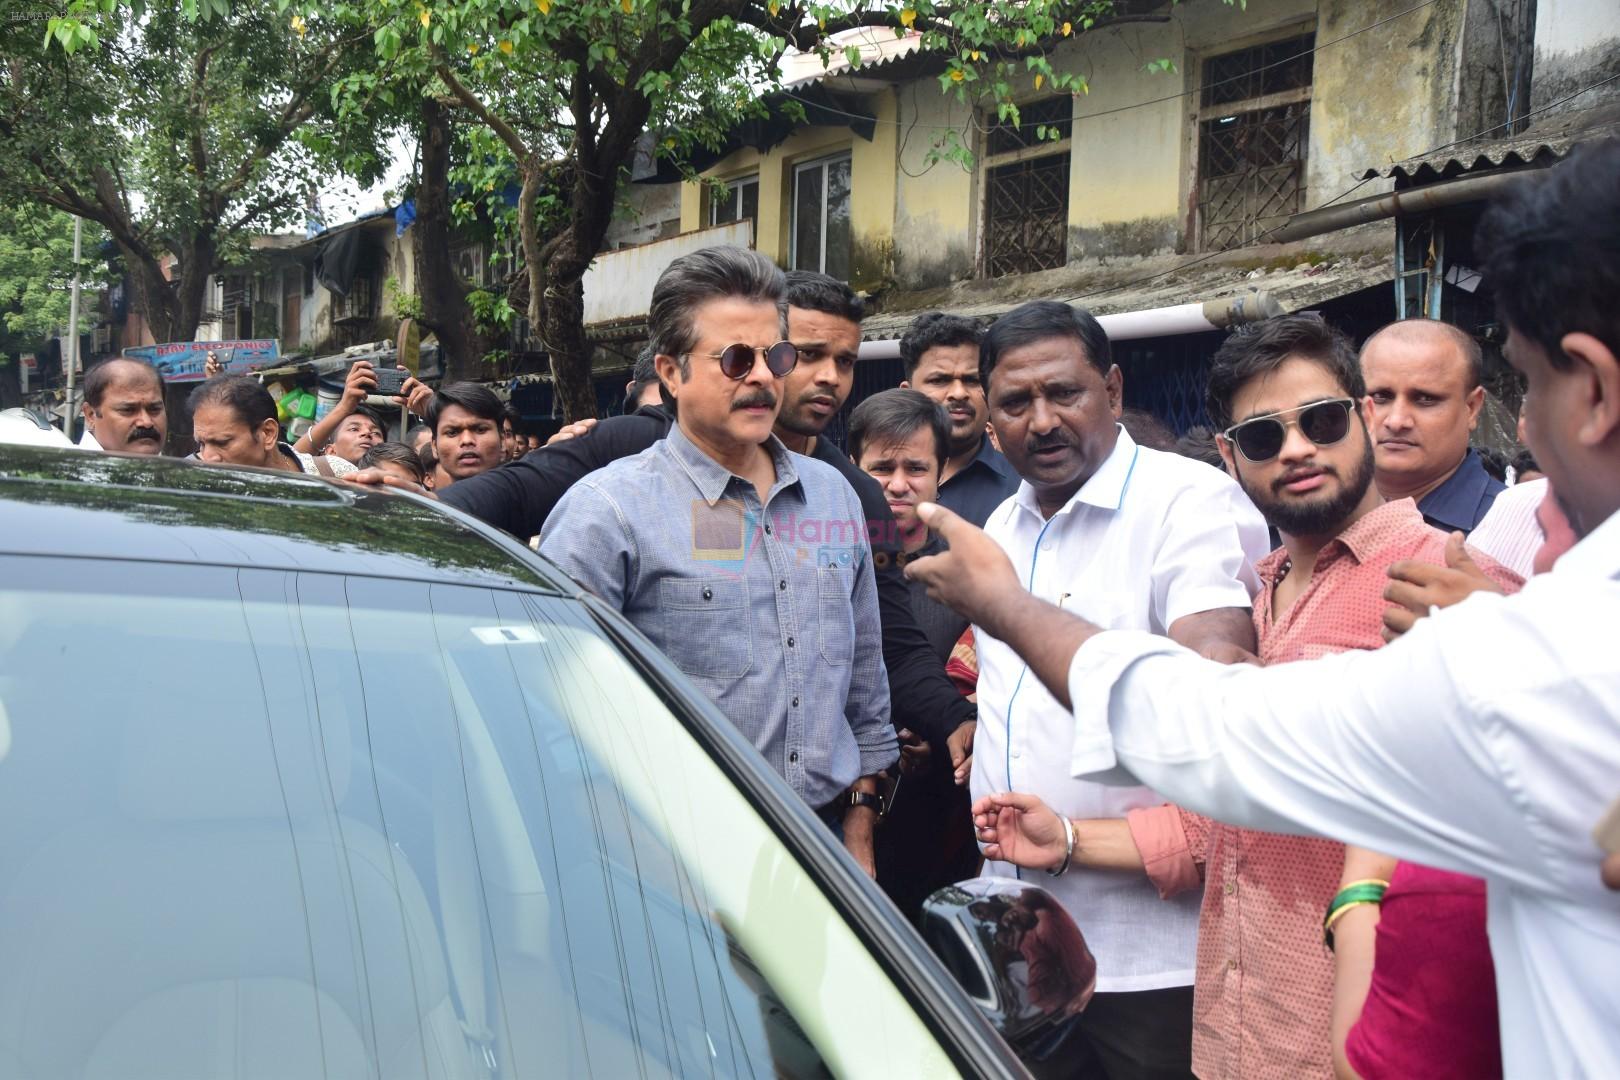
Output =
[
  {"x1": 1067, "y1": 630, "x2": 1188, "y2": 778},
  {"x1": 1126, "y1": 805, "x2": 1200, "y2": 899},
  {"x1": 1163, "y1": 584, "x2": 1258, "y2": 630},
  {"x1": 860, "y1": 741, "x2": 900, "y2": 777}
]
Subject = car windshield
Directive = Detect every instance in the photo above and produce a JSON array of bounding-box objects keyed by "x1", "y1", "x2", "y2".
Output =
[{"x1": 0, "y1": 555, "x2": 954, "y2": 1079}]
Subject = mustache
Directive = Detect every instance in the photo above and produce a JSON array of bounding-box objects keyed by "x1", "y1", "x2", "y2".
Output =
[
  {"x1": 733, "y1": 390, "x2": 778, "y2": 411},
  {"x1": 1025, "y1": 433, "x2": 1074, "y2": 454},
  {"x1": 127, "y1": 426, "x2": 162, "y2": 442}
]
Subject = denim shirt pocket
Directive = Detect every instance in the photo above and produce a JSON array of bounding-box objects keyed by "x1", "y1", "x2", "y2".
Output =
[
  {"x1": 659, "y1": 577, "x2": 753, "y2": 680},
  {"x1": 816, "y1": 566, "x2": 856, "y2": 666}
]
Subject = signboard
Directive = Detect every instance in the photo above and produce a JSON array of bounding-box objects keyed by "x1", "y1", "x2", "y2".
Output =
[{"x1": 123, "y1": 339, "x2": 280, "y2": 382}]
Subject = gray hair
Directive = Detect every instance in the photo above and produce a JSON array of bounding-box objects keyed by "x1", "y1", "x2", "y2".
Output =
[{"x1": 648, "y1": 245, "x2": 786, "y2": 379}]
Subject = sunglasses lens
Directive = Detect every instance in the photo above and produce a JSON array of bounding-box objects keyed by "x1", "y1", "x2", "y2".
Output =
[
  {"x1": 1234, "y1": 419, "x2": 1287, "y2": 462},
  {"x1": 766, "y1": 341, "x2": 799, "y2": 377},
  {"x1": 718, "y1": 344, "x2": 755, "y2": 379},
  {"x1": 1300, "y1": 400, "x2": 1352, "y2": 446}
]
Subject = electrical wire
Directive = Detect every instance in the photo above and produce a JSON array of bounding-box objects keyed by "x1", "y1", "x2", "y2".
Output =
[
  {"x1": 1050, "y1": 70, "x2": 1620, "y2": 307},
  {"x1": 781, "y1": 0, "x2": 1442, "y2": 132}
]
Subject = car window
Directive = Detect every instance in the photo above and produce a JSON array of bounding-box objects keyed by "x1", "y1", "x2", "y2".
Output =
[{"x1": 0, "y1": 556, "x2": 956, "y2": 1079}]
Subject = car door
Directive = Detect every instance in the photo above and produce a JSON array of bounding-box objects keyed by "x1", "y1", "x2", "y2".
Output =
[{"x1": 0, "y1": 554, "x2": 1022, "y2": 1079}]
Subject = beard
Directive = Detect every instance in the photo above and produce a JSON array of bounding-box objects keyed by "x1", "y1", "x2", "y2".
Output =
[{"x1": 1243, "y1": 437, "x2": 1376, "y2": 538}]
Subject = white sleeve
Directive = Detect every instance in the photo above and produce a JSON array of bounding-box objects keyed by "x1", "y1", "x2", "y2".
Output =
[
  {"x1": 1066, "y1": 601, "x2": 1557, "y2": 893},
  {"x1": 1150, "y1": 476, "x2": 1271, "y2": 627}
]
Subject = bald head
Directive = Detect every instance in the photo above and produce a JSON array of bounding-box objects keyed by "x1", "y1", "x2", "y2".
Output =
[
  {"x1": 1362, "y1": 318, "x2": 1483, "y2": 389},
  {"x1": 81, "y1": 358, "x2": 167, "y2": 455},
  {"x1": 1360, "y1": 319, "x2": 1487, "y2": 500}
]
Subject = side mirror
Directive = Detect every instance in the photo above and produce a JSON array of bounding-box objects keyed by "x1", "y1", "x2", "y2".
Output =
[{"x1": 919, "y1": 876, "x2": 1096, "y2": 1061}]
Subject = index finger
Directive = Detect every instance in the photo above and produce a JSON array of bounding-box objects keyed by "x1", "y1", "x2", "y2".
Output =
[{"x1": 1386, "y1": 559, "x2": 1449, "y2": 587}]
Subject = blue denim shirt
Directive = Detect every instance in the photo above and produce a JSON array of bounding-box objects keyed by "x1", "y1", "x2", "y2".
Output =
[{"x1": 539, "y1": 424, "x2": 896, "y2": 807}]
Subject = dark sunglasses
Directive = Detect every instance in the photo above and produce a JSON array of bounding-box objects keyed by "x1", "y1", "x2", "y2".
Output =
[
  {"x1": 1222, "y1": 398, "x2": 1357, "y2": 463},
  {"x1": 688, "y1": 341, "x2": 799, "y2": 380}
]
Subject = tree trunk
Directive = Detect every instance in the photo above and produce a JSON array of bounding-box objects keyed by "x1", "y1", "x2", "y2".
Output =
[
  {"x1": 415, "y1": 97, "x2": 497, "y2": 381},
  {"x1": 172, "y1": 231, "x2": 215, "y2": 343},
  {"x1": 526, "y1": 174, "x2": 613, "y2": 422},
  {"x1": 540, "y1": 265, "x2": 595, "y2": 421},
  {"x1": 118, "y1": 239, "x2": 178, "y2": 344}
]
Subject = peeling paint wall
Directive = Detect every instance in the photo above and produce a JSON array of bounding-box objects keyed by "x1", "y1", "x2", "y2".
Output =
[
  {"x1": 1308, "y1": 0, "x2": 1460, "y2": 199},
  {"x1": 1533, "y1": 0, "x2": 1620, "y2": 114},
  {"x1": 684, "y1": 0, "x2": 1489, "y2": 295},
  {"x1": 604, "y1": 182, "x2": 683, "y2": 249}
]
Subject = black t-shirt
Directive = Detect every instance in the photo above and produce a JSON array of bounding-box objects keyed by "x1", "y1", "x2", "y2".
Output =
[{"x1": 440, "y1": 406, "x2": 975, "y2": 748}]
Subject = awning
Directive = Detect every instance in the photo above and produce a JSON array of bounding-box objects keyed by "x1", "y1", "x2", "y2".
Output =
[
  {"x1": 632, "y1": 85, "x2": 876, "y2": 184},
  {"x1": 1358, "y1": 103, "x2": 1620, "y2": 183},
  {"x1": 858, "y1": 256, "x2": 1394, "y2": 343}
]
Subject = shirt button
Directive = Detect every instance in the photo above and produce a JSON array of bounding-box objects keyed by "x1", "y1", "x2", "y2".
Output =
[
  {"x1": 792, "y1": 696, "x2": 800, "y2": 707},
  {"x1": 764, "y1": 522, "x2": 773, "y2": 535},
  {"x1": 779, "y1": 580, "x2": 787, "y2": 591},
  {"x1": 1228, "y1": 958, "x2": 1238, "y2": 972},
  {"x1": 1040, "y1": 540, "x2": 1054, "y2": 552},
  {"x1": 1224, "y1": 880, "x2": 1236, "y2": 896},
  {"x1": 789, "y1": 751, "x2": 799, "y2": 763},
  {"x1": 787, "y1": 636, "x2": 795, "y2": 648},
  {"x1": 702, "y1": 587, "x2": 713, "y2": 600}
]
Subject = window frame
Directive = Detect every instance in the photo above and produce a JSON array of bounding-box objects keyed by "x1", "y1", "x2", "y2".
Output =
[
  {"x1": 1191, "y1": 26, "x2": 1316, "y2": 251},
  {"x1": 977, "y1": 97, "x2": 1074, "y2": 279},
  {"x1": 708, "y1": 173, "x2": 761, "y2": 228},
  {"x1": 788, "y1": 151, "x2": 853, "y2": 279}
]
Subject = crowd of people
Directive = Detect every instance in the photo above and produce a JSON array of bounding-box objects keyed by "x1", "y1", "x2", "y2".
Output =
[{"x1": 37, "y1": 137, "x2": 1619, "y2": 1078}]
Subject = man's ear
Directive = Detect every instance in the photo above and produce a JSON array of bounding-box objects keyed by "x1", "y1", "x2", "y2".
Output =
[
  {"x1": 654, "y1": 353, "x2": 683, "y2": 400},
  {"x1": 898, "y1": 378, "x2": 910, "y2": 389},
  {"x1": 1105, "y1": 364, "x2": 1124, "y2": 416},
  {"x1": 1564, "y1": 331, "x2": 1620, "y2": 448},
  {"x1": 79, "y1": 400, "x2": 95, "y2": 425},
  {"x1": 1465, "y1": 384, "x2": 1486, "y2": 428},
  {"x1": 258, "y1": 417, "x2": 281, "y2": 450}
]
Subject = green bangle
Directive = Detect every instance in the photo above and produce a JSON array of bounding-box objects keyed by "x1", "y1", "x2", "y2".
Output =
[{"x1": 1323, "y1": 879, "x2": 1390, "y2": 951}]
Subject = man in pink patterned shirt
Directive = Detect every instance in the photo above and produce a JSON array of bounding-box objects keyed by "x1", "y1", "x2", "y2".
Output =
[{"x1": 971, "y1": 314, "x2": 1519, "y2": 1079}]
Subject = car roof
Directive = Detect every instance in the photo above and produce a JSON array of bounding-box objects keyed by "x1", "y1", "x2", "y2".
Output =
[{"x1": 0, "y1": 444, "x2": 571, "y2": 592}]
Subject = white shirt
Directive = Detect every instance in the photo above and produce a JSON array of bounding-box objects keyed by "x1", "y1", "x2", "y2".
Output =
[
  {"x1": 77, "y1": 427, "x2": 103, "y2": 451},
  {"x1": 974, "y1": 427, "x2": 1271, "y2": 991},
  {"x1": 1065, "y1": 508, "x2": 1620, "y2": 1075},
  {"x1": 1468, "y1": 476, "x2": 1549, "y2": 578}
]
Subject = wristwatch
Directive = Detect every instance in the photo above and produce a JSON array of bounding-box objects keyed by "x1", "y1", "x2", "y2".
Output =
[{"x1": 846, "y1": 790, "x2": 884, "y2": 816}]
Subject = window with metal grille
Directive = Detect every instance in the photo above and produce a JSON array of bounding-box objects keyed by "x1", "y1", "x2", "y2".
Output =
[
  {"x1": 1196, "y1": 32, "x2": 1314, "y2": 250},
  {"x1": 981, "y1": 96, "x2": 1072, "y2": 278},
  {"x1": 985, "y1": 97, "x2": 1074, "y2": 156}
]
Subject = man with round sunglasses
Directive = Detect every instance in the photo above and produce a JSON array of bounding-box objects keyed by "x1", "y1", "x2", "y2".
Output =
[{"x1": 538, "y1": 246, "x2": 898, "y2": 871}]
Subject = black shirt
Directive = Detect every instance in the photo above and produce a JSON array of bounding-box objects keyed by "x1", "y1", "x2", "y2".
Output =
[
  {"x1": 937, "y1": 435, "x2": 1020, "y2": 527},
  {"x1": 440, "y1": 405, "x2": 976, "y2": 750},
  {"x1": 899, "y1": 535, "x2": 970, "y2": 663}
]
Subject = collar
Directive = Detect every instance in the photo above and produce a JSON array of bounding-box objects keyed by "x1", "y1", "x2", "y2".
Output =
[
  {"x1": 1550, "y1": 505, "x2": 1620, "y2": 579},
  {"x1": 963, "y1": 434, "x2": 1018, "y2": 481},
  {"x1": 1255, "y1": 497, "x2": 1425, "y2": 585},
  {"x1": 664, "y1": 422, "x2": 800, "y2": 506},
  {"x1": 77, "y1": 427, "x2": 103, "y2": 451},
  {"x1": 1417, "y1": 448, "x2": 1499, "y2": 531},
  {"x1": 1013, "y1": 425, "x2": 1138, "y2": 520}
]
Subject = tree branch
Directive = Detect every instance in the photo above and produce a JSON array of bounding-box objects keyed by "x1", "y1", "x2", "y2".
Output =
[{"x1": 436, "y1": 58, "x2": 531, "y2": 163}]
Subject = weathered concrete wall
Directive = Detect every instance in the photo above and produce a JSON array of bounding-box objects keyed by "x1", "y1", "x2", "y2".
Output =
[
  {"x1": 891, "y1": 83, "x2": 978, "y2": 289},
  {"x1": 693, "y1": 0, "x2": 1473, "y2": 294},
  {"x1": 1308, "y1": 0, "x2": 1460, "y2": 200},
  {"x1": 604, "y1": 182, "x2": 682, "y2": 249},
  {"x1": 1533, "y1": 0, "x2": 1620, "y2": 114}
]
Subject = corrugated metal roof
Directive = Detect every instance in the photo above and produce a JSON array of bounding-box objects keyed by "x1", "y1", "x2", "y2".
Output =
[
  {"x1": 1359, "y1": 104, "x2": 1620, "y2": 182},
  {"x1": 859, "y1": 256, "x2": 1394, "y2": 342}
]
